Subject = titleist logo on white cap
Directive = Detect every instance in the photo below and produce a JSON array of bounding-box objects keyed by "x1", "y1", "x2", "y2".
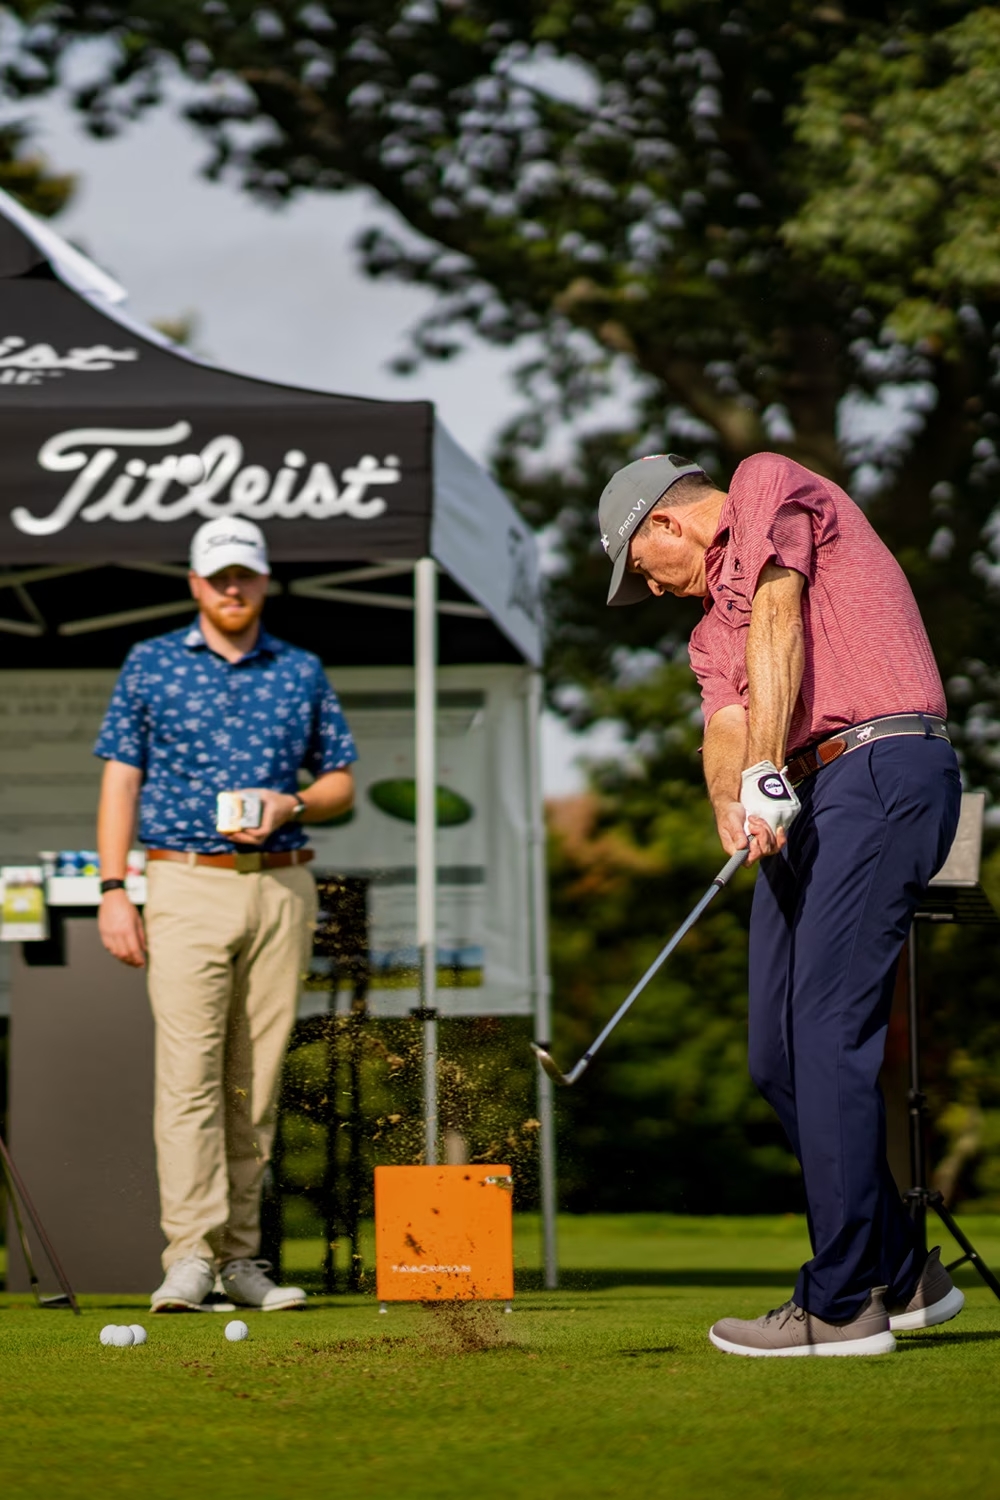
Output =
[{"x1": 190, "y1": 516, "x2": 270, "y2": 577}]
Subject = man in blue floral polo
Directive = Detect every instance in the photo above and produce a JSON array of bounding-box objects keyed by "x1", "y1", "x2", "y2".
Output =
[{"x1": 95, "y1": 517, "x2": 356, "y2": 1313}]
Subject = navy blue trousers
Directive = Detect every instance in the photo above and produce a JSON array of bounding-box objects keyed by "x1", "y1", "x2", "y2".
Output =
[{"x1": 748, "y1": 735, "x2": 961, "y2": 1322}]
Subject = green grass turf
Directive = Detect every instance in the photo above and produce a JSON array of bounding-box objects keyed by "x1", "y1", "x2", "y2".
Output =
[{"x1": 2, "y1": 1214, "x2": 999, "y2": 1500}]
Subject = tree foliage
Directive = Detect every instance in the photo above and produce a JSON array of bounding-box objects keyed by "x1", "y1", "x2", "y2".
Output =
[
  {"x1": 7, "y1": 1, "x2": 1000, "y2": 1206},
  {"x1": 0, "y1": 119, "x2": 73, "y2": 217},
  {"x1": 5, "y1": 1, "x2": 1000, "y2": 782},
  {"x1": 786, "y1": 9, "x2": 1000, "y2": 348}
]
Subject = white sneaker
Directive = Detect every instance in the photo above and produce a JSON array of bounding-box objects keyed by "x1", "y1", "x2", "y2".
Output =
[
  {"x1": 220, "y1": 1258, "x2": 307, "y2": 1311},
  {"x1": 151, "y1": 1255, "x2": 234, "y2": 1313}
]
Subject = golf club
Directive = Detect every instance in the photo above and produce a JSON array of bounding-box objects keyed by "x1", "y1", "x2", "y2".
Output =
[
  {"x1": 532, "y1": 846, "x2": 750, "y2": 1086},
  {"x1": 0, "y1": 1131, "x2": 80, "y2": 1314}
]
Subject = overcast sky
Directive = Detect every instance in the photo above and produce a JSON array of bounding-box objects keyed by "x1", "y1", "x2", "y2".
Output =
[
  {"x1": 21, "y1": 88, "x2": 625, "y2": 794},
  {"x1": 28, "y1": 94, "x2": 525, "y2": 457}
]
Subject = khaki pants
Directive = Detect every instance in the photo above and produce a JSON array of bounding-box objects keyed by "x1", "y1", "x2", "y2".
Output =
[{"x1": 144, "y1": 860, "x2": 317, "y2": 1271}]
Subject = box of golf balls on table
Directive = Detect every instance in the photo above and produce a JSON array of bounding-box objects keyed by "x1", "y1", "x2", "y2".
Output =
[{"x1": 0, "y1": 851, "x2": 148, "y2": 939}]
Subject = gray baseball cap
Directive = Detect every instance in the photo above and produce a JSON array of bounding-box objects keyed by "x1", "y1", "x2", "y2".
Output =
[{"x1": 599, "y1": 453, "x2": 707, "y2": 606}]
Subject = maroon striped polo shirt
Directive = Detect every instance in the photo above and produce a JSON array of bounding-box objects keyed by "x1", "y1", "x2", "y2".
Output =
[{"x1": 688, "y1": 452, "x2": 946, "y2": 755}]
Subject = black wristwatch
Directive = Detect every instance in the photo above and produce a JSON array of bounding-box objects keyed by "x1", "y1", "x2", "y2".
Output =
[
  {"x1": 100, "y1": 878, "x2": 127, "y2": 894},
  {"x1": 290, "y1": 796, "x2": 308, "y2": 822}
]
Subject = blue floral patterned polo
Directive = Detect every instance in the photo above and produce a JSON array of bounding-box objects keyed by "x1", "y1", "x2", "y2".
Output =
[{"x1": 94, "y1": 621, "x2": 357, "y2": 853}]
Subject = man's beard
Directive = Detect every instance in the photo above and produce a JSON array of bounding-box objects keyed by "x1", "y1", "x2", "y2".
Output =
[{"x1": 202, "y1": 596, "x2": 264, "y2": 636}]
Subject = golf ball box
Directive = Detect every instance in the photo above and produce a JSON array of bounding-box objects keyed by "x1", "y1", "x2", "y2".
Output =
[
  {"x1": 375, "y1": 1164, "x2": 514, "y2": 1302},
  {"x1": 216, "y1": 791, "x2": 263, "y2": 834}
]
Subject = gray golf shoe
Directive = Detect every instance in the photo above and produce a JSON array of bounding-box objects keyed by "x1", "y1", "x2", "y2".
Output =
[
  {"x1": 889, "y1": 1247, "x2": 965, "y2": 1331},
  {"x1": 220, "y1": 1258, "x2": 307, "y2": 1311},
  {"x1": 709, "y1": 1287, "x2": 895, "y2": 1357}
]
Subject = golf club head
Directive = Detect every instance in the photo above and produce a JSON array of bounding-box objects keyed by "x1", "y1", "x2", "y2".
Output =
[{"x1": 530, "y1": 1042, "x2": 572, "y2": 1086}]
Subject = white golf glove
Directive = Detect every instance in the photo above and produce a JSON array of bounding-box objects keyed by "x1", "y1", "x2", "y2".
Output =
[{"x1": 740, "y1": 761, "x2": 801, "y2": 838}]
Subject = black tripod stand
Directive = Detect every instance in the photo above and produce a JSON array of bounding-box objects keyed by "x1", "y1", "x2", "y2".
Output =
[{"x1": 904, "y1": 900, "x2": 1000, "y2": 1302}]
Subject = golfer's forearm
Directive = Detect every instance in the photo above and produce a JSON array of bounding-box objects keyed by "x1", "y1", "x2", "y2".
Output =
[
  {"x1": 704, "y1": 705, "x2": 748, "y2": 811},
  {"x1": 746, "y1": 565, "x2": 805, "y2": 767},
  {"x1": 97, "y1": 760, "x2": 143, "y2": 878},
  {"x1": 297, "y1": 769, "x2": 354, "y2": 822}
]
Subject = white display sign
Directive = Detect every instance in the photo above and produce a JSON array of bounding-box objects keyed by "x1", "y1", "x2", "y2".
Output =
[
  {"x1": 310, "y1": 664, "x2": 533, "y2": 1019},
  {"x1": 0, "y1": 663, "x2": 534, "y2": 1019}
]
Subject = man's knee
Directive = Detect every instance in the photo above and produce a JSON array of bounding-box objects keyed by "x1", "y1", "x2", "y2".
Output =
[{"x1": 747, "y1": 1028, "x2": 788, "y2": 1101}]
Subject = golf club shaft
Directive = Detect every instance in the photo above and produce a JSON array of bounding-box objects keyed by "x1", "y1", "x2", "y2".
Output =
[
  {"x1": 564, "y1": 847, "x2": 749, "y2": 1084},
  {"x1": 0, "y1": 1146, "x2": 40, "y2": 1297},
  {"x1": 0, "y1": 1132, "x2": 80, "y2": 1314}
]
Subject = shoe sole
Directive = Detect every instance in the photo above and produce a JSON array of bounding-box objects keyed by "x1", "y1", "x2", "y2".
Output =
[
  {"x1": 709, "y1": 1328, "x2": 896, "y2": 1357},
  {"x1": 262, "y1": 1300, "x2": 307, "y2": 1312},
  {"x1": 889, "y1": 1285, "x2": 965, "y2": 1332},
  {"x1": 222, "y1": 1296, "x2": 307, "y2": 1312},
  {"x1": 151, "y1": 1299, "x2": 236, "y2": 1313}
]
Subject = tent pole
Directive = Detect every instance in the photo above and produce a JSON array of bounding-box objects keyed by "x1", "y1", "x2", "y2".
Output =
[
  {"x1": 414, "y1": 557, "x2": 439, "y2": 1165},
  {"x1": 527, "y1": 671, "x2": 558, "y2": 1289}
]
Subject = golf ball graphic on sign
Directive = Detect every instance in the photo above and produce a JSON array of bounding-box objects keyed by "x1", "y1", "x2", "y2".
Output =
[
  {"x1": 225, "y1": 1320, "x2": 250, "y2": 1342},
  {"x1": 368, "y1": 779, "x2": 473, "y2": 827},
  {"x1": 175, "y1": 453, "x2": 205, "y2": 486}
]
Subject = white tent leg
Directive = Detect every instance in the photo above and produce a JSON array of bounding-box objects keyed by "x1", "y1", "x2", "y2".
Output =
[
  {"x1": 527, "y1": 672, "x2": 558, "y2": 1289},
  {"x1": 415, "y1": 557, "x2": 439, "y2": 1165},
  {"x1": 422, "y1": 1012, "x2": 438, "y2": 1166}
]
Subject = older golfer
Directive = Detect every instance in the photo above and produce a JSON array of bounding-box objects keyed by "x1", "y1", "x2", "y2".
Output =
[
  {"x1": 599, "y1": 451, "x2": 963, "y2": 1356},
  {"x1": 96, "y1": 517, "x2": 356, "y2": 1313}
]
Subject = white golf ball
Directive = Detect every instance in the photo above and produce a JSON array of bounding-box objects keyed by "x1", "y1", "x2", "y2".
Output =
[
  {"x1": 99, "y1": 1324, "x2": 118, "y2": 1346},
  {"x1": 129, "y1": 1325, "x2": 148, "y2": 1345},
  {"x1": 225, "y1": 1319, "x2": 250, "y2": 1343},
  {"x1": 111, "y1": 1326, "x2": 135, "y2": 1347}
]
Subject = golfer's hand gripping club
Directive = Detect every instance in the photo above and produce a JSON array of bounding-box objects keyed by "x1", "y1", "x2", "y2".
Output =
[
  {"x1": 531, "y1": 846, "x2": 749, "y2": 1087},
  {"x1": 740, "y1": 761, "x2": 800, "y2": 839}
]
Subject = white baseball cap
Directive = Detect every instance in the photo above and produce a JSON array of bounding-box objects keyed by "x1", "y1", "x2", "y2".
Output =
[{"x1": 189, "y1": 517, "x2": 270, "y2": 578}]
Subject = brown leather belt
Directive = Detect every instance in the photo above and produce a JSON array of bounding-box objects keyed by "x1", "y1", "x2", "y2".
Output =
[
  {"x1": 147, "y1": 848, "x2": 314, "y2": 873},
  {"x1": 786, "y1": 713, "x2": 950, "y2": 788}
]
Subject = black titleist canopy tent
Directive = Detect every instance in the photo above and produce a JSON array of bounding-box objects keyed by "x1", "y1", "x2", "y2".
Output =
[
  {"x1": 0, "y1": 187, "x2": 557, "y2": 1286},
  {"x1": 0, "y1": 187, "x2": 541, "y2": 671}
]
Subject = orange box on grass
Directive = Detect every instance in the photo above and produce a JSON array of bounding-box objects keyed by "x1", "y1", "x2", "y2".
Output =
[{"x1": 374, "y1": 1164, "x2": 514, "y2": 1302}]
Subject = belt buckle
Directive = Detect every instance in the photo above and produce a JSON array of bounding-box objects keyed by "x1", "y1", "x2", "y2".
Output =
[{"x1": 234, "y1": 851, "x2": 263, "y2": 874}]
